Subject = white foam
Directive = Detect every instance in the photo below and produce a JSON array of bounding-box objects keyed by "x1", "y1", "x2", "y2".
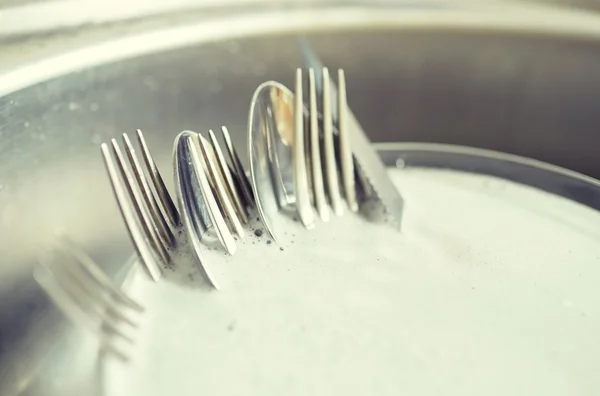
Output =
[{"x1": 104, "y1": 167, "x2": 600, "y2": 396}]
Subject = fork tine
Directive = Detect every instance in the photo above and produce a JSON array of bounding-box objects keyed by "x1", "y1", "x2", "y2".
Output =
[
  {"x1": 294, "y1": 68, "x2": 315, "y2": 229},
  {"x1": 34, "y1": 264, "x2": 99, "y2": 332},
  {"x1": 56, "y1": 274, "x2": 135, "y2": 343},
  {"x1": 111, "y1": 138, "x2": 170, "y2": 262},
  {"x1": 136, "y1": 129, "x2": 180, "y2": 228},
  {"x1": 122, "y1": 133, "x2": 176, "y2": 248},
  {"x1": 304, "y1": 95, "x2": 314, "y2": 207},
  {"x1": 101, "y1": 142, "x2": 163, "y2": 281},
  {"x1": 57, "y1": 235, "x2": 144, "y2": 312},
  {"x1": 309, "y1": 68, "x2": 330, "y2": 222},
  {"x1": 221, "y1": 126, "x2": 254, "y2": 208},
  {"x1": 188, "y1": 135, "x2": 237, "y2": 254},
  {"x1": 337, "y1": 69, "x2": 358, "y2": 212},
  {"x1": 33, "y1": 265, "x2": 131, "y2": 361},
  {"x1": 37, "y1": 257, "x2": 135, "y2": 343},
  {"x1": 322, "y1": 67, "x2": 344, "y2": 216},
  {"x1": 51, "y1": 255, "x2": 139, "y2": 329},
  {"x1": 209, "y1": 129, "x2": 249, "y2": 224},
  {"x1": 173, "y1": 131, "x2": 219, "y2": 289},
  {"x1": 53, "y1": 262, "x2": 137, "y2": 339},
  {"x1": 199, "y1": 133, "x2": 245, "y2": 238}
]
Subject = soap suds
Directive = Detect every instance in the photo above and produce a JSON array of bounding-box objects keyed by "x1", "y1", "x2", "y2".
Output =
[{"x1": 104, "y1": 168, "x2": 600, "y2": 396}]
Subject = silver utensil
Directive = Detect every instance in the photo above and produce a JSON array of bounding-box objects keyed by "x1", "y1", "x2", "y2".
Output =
[
  {"x1": 294, "y1": 67, "x2": 358, "y2": 228},
  {"x1": 101, "y1": 129, "x2": 176, "y2": 282},
  {"x1": 173, "y1": 128, "x2": 253, "y2": 261},
  {"x1": 299, "y1": 40, "x2": 405, "y2": 229},
  {"x1": 101, "y1": 127, "x2": 252, "y2": 289},
  {"x1": 33, "y1": 234, "x2": 143, "y2": 361},
  {"x1": 248, "y1": 68, "x2": 368, "y2": 242},
  {"x1": 248, "y1": 80, "x2": 294, "y2": 242}
]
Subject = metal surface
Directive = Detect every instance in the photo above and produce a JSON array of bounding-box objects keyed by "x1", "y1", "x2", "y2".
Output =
[
  {"x1": 249, "y1": 66, "x2": 398, "y2": 242},
  {"x1": 293, "y1": 69, "x2": 315, "y2": 228},
  {"x1": 4, "y1": 1, "x2": 600, "y2": 40},
  {"x1": 178, "y1": 131, "x2": 235, "y2": 255},
  {"x1": 2, "y1": 2, "x2": 600, "y2": 395},
  {"x1": 173, "y1": 132, "x2": 222, "y2": 288},
  {"x1": 102, "y1": 126, "x2": 252, "y2": 290},
  {"x1": 308, "y1": 69, "x2": 329, "y2": 221},
  {"x1": 301, "y1": 46, "x2": 404, "y2": 227},
  {"x1": 174, "y1": 127, "x2": 253, "y2": 282},
  {"x1": 248, "y1": 81, "x2": 291, "y2": 242},
  {"x1": 101, "y1": 131, "x2": 173, "y2": 281},
  {"x1": 379, "y1": 143, "x2": 600, "y2": 212}
]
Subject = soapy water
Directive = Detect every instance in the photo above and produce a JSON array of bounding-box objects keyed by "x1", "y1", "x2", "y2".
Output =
[
  {"x1": 104, "y1": 167, "x2": 600, "y2": 396},
  {"x1": 155, "y1": 212, "x2": 282, "y2": 289}
]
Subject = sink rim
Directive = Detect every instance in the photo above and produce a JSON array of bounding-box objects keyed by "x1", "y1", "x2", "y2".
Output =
[{"x1": 4, "y1": 3, "x2": 600, "y2": 97}]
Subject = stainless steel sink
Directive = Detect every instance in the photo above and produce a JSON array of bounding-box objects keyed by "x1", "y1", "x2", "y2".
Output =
[{"x1": 1, "y1": 2, "x2": 600, "y2": 394}]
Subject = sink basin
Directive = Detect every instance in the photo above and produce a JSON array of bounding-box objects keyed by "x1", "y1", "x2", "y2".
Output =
[{"x1": 2, "y1": 2, "x2": 600, "y2": 394}]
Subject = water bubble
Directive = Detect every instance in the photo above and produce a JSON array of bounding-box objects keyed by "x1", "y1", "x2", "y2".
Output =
[
  {"x1": 23, "y1": 121, "x2": 30, "y2": 128},
  {"x1": 68, "y1": 102, "x2": 80, "y2": 111},
  {"x1": 395, "y1": 158, "x2": 406, "y2": 168}
]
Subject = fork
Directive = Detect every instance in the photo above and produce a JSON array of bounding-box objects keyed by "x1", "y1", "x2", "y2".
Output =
[
  {"x1": 100, "y1": 127, "x2": 253, "y2": 289},
  {"x1": 299, "y1": 39, "x2": 404, "y2": 228},
  {"x1": 173, "y1": 129, "x2": 254, "y2": 259},
  {"x1": 33, "y1": 234, "x2": 143, "y2": 361},
  {"x1": 294, "y1": 67, "x2": 359, "y2": 228},
  {"x1": 248, "y1": 68, "x2": 366, "y2": 241}
]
